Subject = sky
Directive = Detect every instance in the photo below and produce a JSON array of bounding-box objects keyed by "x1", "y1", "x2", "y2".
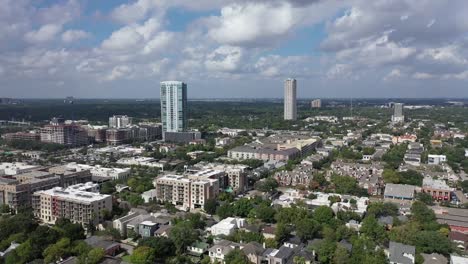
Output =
[{"x1": 1, "y1": 0, "x2": 468, "y2": 99}]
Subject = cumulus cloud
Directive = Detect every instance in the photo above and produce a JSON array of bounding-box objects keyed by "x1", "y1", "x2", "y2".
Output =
[
  {"x1": 205, "y1": 45, "x2": 244, "y2": 72},
  {"x1": 24, "y1": 24, "x2": 62, "y2": 43},
  {"x1": 61, "y1": 30, "x2": 90, "y2": 43},
  {"x1": 104, "y1": 65, "x2": 133, "y2": 81}
]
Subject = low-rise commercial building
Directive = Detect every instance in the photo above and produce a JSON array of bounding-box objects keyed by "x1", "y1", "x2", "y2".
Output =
[
  {"x1": 422, "y1": 178, "x2": 452, "y2": 201},
  {"x1": 384, "y1": 184, "x2": 416, "y2": 200}
]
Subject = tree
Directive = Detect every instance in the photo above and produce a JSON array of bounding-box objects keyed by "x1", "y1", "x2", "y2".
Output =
[
  {"x1": 411, "y1": 201, "x2": 436, "y2": 224},
  {"x1": 250, "y1": 203, "x2": 276, "y2": 223},
  {"x1": 275, "y1": 223, "x2": 291, "y2": 242},
  {"x1": 296, "y1": 218, "x2": 318, "y2": 242},
  {"x1": 232, "y1": 198, "x2": 254, "y2": 217},
  {"x1": 255, "y1": 177, "x2": 278, "y2": 193},
  {"x1": 169, "y1": 221, "x2": 198, "y2": 254},
  {"x1": 100, "y1": 181, "x2": 116, "y2": 194},
  {"x1": 333, "y1": 245, "x2": 351, "y2": 264},
  {"x1": 366, "y1": 202, "x2": 398, "y2": 218},
  {"x1": 204, "y1": 198, "x2": 218, "y2": 215},
  {"x1": 413, "y1": 231, "x2": 452, "y2": 255},
  {"x1": 55, "y1": 218, "x2": 85, "y2": 241},
  {"x1": 416, "y1": 192, "x2": 434, "y2": 205},
  {"x1": 130, "y1": 246, "x2": 156, "y2": 264},
  {"x1": 360, "y1": 216, "x2": 386, "y2": 243},
  {"x1": 43, "y1": 238, "x2": 71, "y2": 264},
  {"x1": 225, "y1": 249, "x2": 248, "y2": 264},
  {"x1": 313, "y1": 206, "x2": 335, "y2": 224},
  {"x1": 83, "y1": 248, "x2": 105, "y2": 264},
  {"x1": 216, "y1": 203, "x2": 233, "y2": 219},
  {"x1": 138, "y1": 237, "x2": 175, "y2": 259}
]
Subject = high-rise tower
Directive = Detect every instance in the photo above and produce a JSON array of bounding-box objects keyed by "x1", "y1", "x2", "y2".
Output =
[
  {"x1": 391, "y1": 103, "x2": 404, "y2": 123},
  {"x1": 160, "y1": 81, "x2": 187, "y2": 132},
  {"x1": 284, "y1": 78, "x2": 297, "y2": 120}
]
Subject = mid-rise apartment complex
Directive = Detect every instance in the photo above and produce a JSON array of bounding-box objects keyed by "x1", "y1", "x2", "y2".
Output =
[
  {"x1": 109, "y1": 115, "x2": 132, "y2": 128},
  {"x1": 284, "y1": 78, "x2": 297, "y2": 120},
  {"x1": 311, "y1": 99, "x2": 322, "y2": 108},
  {"x1": 40, "y1": 118, "x2": 88, "y2": 146},
  {"x1": 160, "y1": 81, "x2": 187, "y2": 133},
  {"x1": 32, "y1": 183, "x2": 112, "y2": 225},
  {"x1": 154, "y1": 174, "x2": 219, "y2": 210},
  {"x1": 0, "y1": 166, "x2": 91, "y2": 211}
]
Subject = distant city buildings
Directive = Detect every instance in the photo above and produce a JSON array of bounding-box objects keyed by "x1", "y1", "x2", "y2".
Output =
[
  {"x1": 160, "y1": 81, "x2": 187, "y2": 133},
  {"x1": 311, "y1": 99, "x2": 322, "y2": 108},
  {"x1": 284, "y1": 78, "x2": 297, "y2": 120},
  {"x1": 40, "y1": 118, "x2": 88, "y2": 146},
  {"x1": 109, "y1": 115, "x2": 132, "y2": 128},
  {"x1": 391, "y1": 103, "x2": 405, "y2": 123}
]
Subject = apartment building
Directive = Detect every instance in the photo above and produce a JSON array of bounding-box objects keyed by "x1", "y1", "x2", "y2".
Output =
[
  {"x1": 0, "y1": 166, "x2": 91, "y2": 211},
  {"x1": 0, "y1": 171, "x2": 60, "y2": 210},
  {"x1": 154, "y1": 174, "x2": 219, "y2": 210},
  {"x1": 0, "y1": 162, "x2": 41, "y2": 176},
  {"x1": 40, "y1": 119, "x2": 88, "y2": 146},
  {"x1": 65, "y1": 163, "x2": 131, "y2": 181},
  {"x1": 32, "y1": 183, "x2": 112, "y2": 225},
  {"x1": 2, "y1": 131, "x2": 40, "y2": 142},
  {"x1": 189, "y1": 163, "x2": 248, "y2": 193},
  {"x1": 228, "y1": 146, "x2": 300, "y2": 162}
]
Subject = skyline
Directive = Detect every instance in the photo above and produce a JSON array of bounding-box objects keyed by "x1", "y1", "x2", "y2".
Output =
[{"x1": 1, "y1": 0, "x2": 468, "y2": 98}]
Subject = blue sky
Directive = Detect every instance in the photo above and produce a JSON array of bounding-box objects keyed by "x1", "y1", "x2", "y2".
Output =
[{"x1": 1, "y1": 0, "x2": 468, "y2": 98}]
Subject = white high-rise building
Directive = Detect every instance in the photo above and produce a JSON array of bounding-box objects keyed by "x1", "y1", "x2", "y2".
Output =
[
  {"x1": 284, "y1": 78, "x2": 297, "y2": 120},
  {"x1": 109, "y1": 115, "x2": 132, "y2": 128},
  {"x1": 391, "y1": 103, "x2": 405, "y2": 123},
  {"x1": 160, "y1": 81, "x2": 187, "y2": 132}
]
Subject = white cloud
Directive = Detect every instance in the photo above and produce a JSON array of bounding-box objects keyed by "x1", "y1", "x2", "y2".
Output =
[
  {"x1": 205, "y1": 45, "x2": 244, "y2": 72},
  {"x1": 61, "y1": 30, "x2": 90, "y2": 43},
  {"x1": 383, "y1": 68, "x2": 404, "y2": 81},
  {"x1": 24, "y1": 24, "x2": 62, "y2": 43},
  {"x1": 142, "y1": 31, "x2": 175, "y2": 55},
  {"x1": 104, "y1": 65, "x2": 133, "y2": 81},
  {"x1": 101, "y1": 26, "x2": 144, "y2": 51},
  {"x1": 326, "y1": 64, "x2": 354, "y2": 79},
  {"x1": 208, "y1": 2, "x2": 299, "y2": 46},
  {"x1": 412, "y1": 72, "x2": 434, "y2": 79}
]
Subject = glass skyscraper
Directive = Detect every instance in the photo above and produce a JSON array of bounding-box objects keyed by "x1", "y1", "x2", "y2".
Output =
[{"x1": 160, "y1": 81, "x2": 187, "y2": 132}]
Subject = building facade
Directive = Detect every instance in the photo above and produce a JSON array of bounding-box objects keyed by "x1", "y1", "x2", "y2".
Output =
[
  {"x1": 284, "y1": 78, "x2": 297, "y2": 120},
  {"x1": 32, "y1": 184, "x2": 112, "y2": 226},
  {"x1": 154, "y1": 174, "x2": 219, "y2": 210},
  {"x1": 311, "y1": 99, "x2": 322, "y2": 108},
  {"x1": 109, "y1": 115, "x2": 132, "y2": 128},
  {"x1": 391, "y1": 103, "x2": 405, "y2": 123},
  {"x1": 160, "y1": 81, "x2": 187, "y2": 133},
  {"x1": 41, "y1": 119, "x2": 88, "y2": 146}
]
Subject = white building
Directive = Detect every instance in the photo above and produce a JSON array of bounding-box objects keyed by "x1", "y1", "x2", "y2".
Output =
[
  {"x1": 154, "y1": 174, "x2": 219, "y2": 210},
  {"x1": 428, "y1": 155, "x2": 447, "y2": 165},
  {"x1": 391, "y1": 103, "x2": 405, "y2": 123},
  {"x1": 284, "y1": 78, "x2": 297, "y2": 120},
  {"x1": 66, "y1": 163, "x2": 131, "y2": 181},
  {"x1": 116, "y1": 157, "x2": 164, "y2": 169},
  {"x1": 141, "y1": 189, "x2": 157, "y2": 203},
  {"x1": 217, "y1": 128, "x2": 246, "y2": 137},
  {"x1": 160, "y1": 81, "x2": 187, "y2": 133},
  {"x1": 210, "y1": 217, "x2": 245, "y2": 236},
  {"x1": 0, "y1": 162, "x2": 41, "y2": 176},
  {"x1": 32, "y1": 183, "x2": 112, "y2": 225},
  {"x1": 109, "y1": 115, "x2": 132, "y2": 128}
]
